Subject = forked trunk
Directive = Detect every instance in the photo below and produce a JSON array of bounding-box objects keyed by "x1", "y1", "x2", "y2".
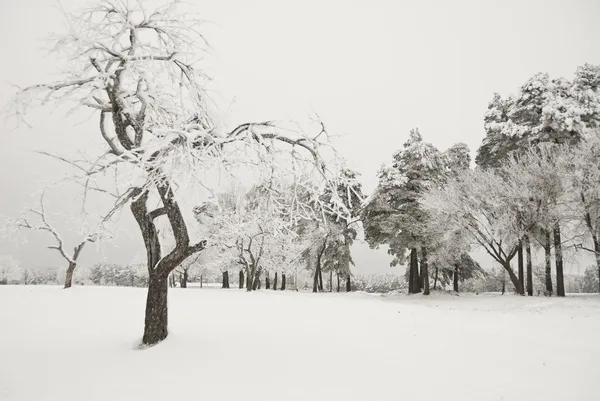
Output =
[
  {"x1": 64, "y1": 242, "x2": 85, "y2": 289},
  {"x1": 524, "y1": 234, "x2": 533, "y2": 296},
  {"x1": 553, "y1": 223, "x2": 565, "y2": 297},
  {"x1": 143, "y1": 272, "x2": 168, "y2": 345},
  {"x1": 64, "y1": 262, "x2": 76, "y2": 289},
  {"x1": 503, "y1": 262, "x2": 522, "y2": 295},
  {"x1": 544, "y1": 230, "x2": 553, "y2": 295},
  {"x1": 517, "y1": 239, "x2": 524, "y2": 295}
]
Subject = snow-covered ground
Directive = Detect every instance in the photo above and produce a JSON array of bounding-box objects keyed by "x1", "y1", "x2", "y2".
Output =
[{"x1": 0, "y1": 286, "x2": 598, "y2": 401}]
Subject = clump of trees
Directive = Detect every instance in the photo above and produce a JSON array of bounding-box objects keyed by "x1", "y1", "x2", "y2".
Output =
[
  {"x1": 11, "y1": 0, "x2": 359, "y2": 345},
  {"x1": 361, "y1": 64, "x2": 600, "y2": 296}
]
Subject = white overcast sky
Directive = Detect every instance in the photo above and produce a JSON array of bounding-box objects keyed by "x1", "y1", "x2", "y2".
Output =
[{"x1": 1, "y1": 0, "x2": 599, "y2": 275}]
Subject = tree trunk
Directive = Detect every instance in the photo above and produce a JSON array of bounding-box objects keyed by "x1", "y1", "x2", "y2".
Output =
[
  {"x1": 503, "y1": 262, "x2": 522, "y2": 295},
  {"x1": 517, "y1": 239, "x2": 524, "y2": 295},
  {"x1": 64, "y1": 262, "x2": 76, "y2": 289},
  {"x1": 421, "y1": 247, "x2": 430, "y2": 295},
  {"x1": 253, "y1": 270, "x2": 261, "y2": 290},
  {"x1": 246, "y1": 268, "x2": 253, "y2": 291},
  {"x1": 553, "y1": 223, "x2": 565, "y2": 297},
  {"x1": 281, "y1": 274, "x2": 286, "y2": 290},
  {"x1": 336, "y1": 272, "x2": 340, "y2": 292},
  {"x1": 501, "y1": 270, "x2": 506, "y2": 295},
  {"x1": 273, "y1": 272, "x2": 278, "y2": 291},
  {"x1": 142, "y1": 272, "x2": 168, "y2": 345},
  {"x1": 314, "y1": 242, "x2": 326, "y2": 293},
  {"x1": 222, "y1": 271, "x2": 228, "y2": 289},
  {"x1": 329, "y1": 270, "x2": 333, "y2": 292},
  {"x1": 181, "y1": 270, "x2": 188, "y2": 288},
  {"x1": 544, "y1": 230, "x2": 553, "y2": 296},
  {"x1": 266, "y1": 272, "x2": 271, "y2": 289},
  {"x1": 453, "y1": 265, "x2": 459, "y2": 292},
  {"x1": 346, "y1": 275, "x2": 351, "y2": 292},
  {"x1": 318, "y1": 268, "x2": 324, "y2": 292},
  {"x1": 239, "y1": 270, "x2": 245, "y2": 289},
  {"x1": 419, "y1": 256, "x2": 424, "y2": 290},
  {"x1": 408, "y1": 252, "x2": 415, "y2": 292},
  {"x1": 200, "y1": 274, "x2": 203, "y2": 288},
  {"x1": 525, "y1": 234, "x2": 533, "y2": 296},
  {"x1": 409, "y1": 248, "x2": 420, "y2": 294},
  {"x1": 433, "y1": 266, "x2": 438, "y2": 290},
  {"x1": 592, "y1": 234, "x2": 600, "y2": 294}
]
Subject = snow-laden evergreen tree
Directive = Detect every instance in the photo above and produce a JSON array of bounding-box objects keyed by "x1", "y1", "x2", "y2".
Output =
[{"x1": 362, "y1": 129, "x2": 470, "y2": 295}]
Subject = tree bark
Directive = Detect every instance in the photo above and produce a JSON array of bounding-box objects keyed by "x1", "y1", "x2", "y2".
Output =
[
  {"x1": 433, "y1": 266, "x2": 438, "y2": 290},
  {"x1": 281, "y1": 273, "x2": 286, "y2": 290},
  {"x1": 142, "y1": 272, "x2": 168, "y2": 345},
  {"x1": 409, "y1": 248, "x2": 421, "y2": 294},
  {"x1": 253, "y1": 270, "x2": 261, "y2": 290},
  {"x1": 544, "y1": 230, "x2": 553, "y2": 296},
  {"x1": 329, "y1": 270, "x2": 333, "y2": 292},
  {"x1": 517, "y1": 239, "x2": 524, "y2": 295},
  {"x1": 553, "y1": 223, "x2": 565, "y2": 297},
  {"x1": 336, "y1": 272, "x2": 340, "y2": 292},
  {"x1": 313, "y1": 242, "x2": 326, "y2": 293},
  {"x1": 453, "y1": 265, "x2": 459, "y2": 292},
  {"x1": 239, "y1": 270, "x2": 245, "y2": 289},
  {"x1": 503, "y1": 262, "x2": 523, "y2": 295},
  {"x1": 273, "y1": 272, "x2": 278, "y2": 291},
  {"x1": 246, "y1": 268, "x2": 253, "y2": 291},
  {"x1": 222, "y1": 271, "x2": 229, "y2": 289},
  {"x1": 421, "y1": 247, "x2": 430, "y2": 295},
  {"x1": 200, "y1": 274, "x2": 203, "y2": 288},
  {"x1": 592, "y1": 234, "x2": 600, "y2": 294},
  {"x1": 525, "y1": 234, "x2": 533, "y2": 296},
  {"x1": 64, "y1": 262, "x2": 76, "y2": 289},
  {"x1": 63, "y1": 242, "x2": 85, "y2": 289},
  {"x1": 265, "y1": 272, "x2": 270, "y2": 289},
  {"x1": 346, "y1": 275, "x2": 351, "y2": 292},
  {"x1": 318, "y1": 268, "x2": 324, "y2": 292},
  {"x1": 501, "y1": 270, "x2": 506, "y2": 295},
  {"x1": 181, "y1": 270, "x2": 188, "y2": 288}
]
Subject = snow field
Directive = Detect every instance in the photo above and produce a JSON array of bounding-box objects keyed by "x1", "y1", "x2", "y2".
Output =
[{"x1": 0, "y1": 286, "x2": 598, "y2": 401}]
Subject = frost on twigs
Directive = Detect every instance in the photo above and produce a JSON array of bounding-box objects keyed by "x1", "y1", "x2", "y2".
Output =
[{"x1": 8, "y1": 0, "x2": 360, "y2": 230}]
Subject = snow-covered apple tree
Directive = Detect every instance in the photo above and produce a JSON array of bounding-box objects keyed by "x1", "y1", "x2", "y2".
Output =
[{"x1": 10, "y1": 0, "x2": 357, "y2": 345}]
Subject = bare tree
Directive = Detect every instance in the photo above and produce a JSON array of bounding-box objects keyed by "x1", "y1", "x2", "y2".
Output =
[{"x1": 7, "y1": 192, "x2": 113, "y2": 288}]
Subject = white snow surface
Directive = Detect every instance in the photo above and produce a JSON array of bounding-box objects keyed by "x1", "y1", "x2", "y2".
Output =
[{"x1": 0, "y1": 286, "x2": 599, "y2": 401}]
